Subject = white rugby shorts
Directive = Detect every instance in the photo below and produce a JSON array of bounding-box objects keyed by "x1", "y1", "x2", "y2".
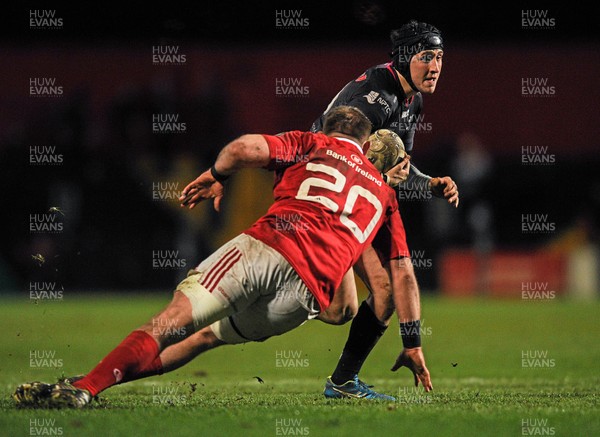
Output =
[{"x1": 177, "y1": 234, "x2": 319, "y2": 344}]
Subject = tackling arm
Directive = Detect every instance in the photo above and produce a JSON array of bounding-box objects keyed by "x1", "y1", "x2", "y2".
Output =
[
  {"x1": 387, "y1": 257, "x2": 433, "y2": 392},
  {"x1": 211, "y1": 134, "x2": 271, "y2": 177},
  {"x1": 388, "y1": 257, "x2": 420, "y2": 323},
  {"x1": 179, "y1": 134, "x2": 270, "y2": 211}
]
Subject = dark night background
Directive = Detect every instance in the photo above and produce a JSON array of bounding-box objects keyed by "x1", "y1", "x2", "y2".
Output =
[
  {"x1": 1, "y1": 2, "x2": 598, "y2": 296},
  {"x1": 2, "y1": 3, "x2": 598, "y2": 43}
]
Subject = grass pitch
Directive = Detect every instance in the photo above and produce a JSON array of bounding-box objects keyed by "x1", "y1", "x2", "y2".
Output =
[{"x1": 0, "y1": 293, "x2": 598, "y2": 436}]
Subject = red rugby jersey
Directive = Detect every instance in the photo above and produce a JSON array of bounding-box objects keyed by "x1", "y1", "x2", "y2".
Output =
[{"x1": 244, "y1": 131, "x2": 409, "y2": 311}]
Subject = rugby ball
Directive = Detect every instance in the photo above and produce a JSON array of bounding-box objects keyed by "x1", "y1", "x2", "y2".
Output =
[{"x1": 365, "y1": 129, "x2": 406, "y2": 173}]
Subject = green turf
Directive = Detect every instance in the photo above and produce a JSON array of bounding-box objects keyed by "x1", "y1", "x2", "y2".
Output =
[{"x1": 0, "y1": 294, "x2": 598, "y2": 436}]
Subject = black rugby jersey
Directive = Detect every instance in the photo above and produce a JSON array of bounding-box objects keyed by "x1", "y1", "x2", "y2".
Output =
[{"x1": 311, "y1": 62, "x2": 423, "y2": 154}]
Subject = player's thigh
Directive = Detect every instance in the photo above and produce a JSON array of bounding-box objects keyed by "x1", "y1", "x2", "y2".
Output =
[
  {"x1": 177, "y1": 234, "x2": 270, "y2": 333},
  {"x1": 210, "y1": 254, "x2": 319, "y2": 344},
  {"x1": 318, "y1": 268, "x2": 358, "y2": 325}
]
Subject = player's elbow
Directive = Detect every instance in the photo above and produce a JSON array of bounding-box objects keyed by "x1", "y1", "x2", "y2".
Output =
[
  {"x1": 230, "y1": 134, "x2": 268, "y2": 165},
  {"x1": 228, "y1": 135, "x2": 252, "y2": 160}
]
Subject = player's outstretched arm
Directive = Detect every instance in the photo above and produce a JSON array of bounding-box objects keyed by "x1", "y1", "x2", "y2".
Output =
[
  {"x1": 430, "y1": 176, "x2": 459, "y2": 207},
  {"x1": 180, "y1": 134, "x2": 270, "y2": 211},
  {"x1": 388, "y1": 257, "x2": 433, "y2": 392}
]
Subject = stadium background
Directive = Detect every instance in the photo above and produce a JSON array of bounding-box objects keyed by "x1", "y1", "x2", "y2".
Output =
[
  {"x1": 1, "y1": 4, "x2": 599, "y2": 436},
  {"x1": 1, "y1": 3, "x2": 598, "y2": 299}
]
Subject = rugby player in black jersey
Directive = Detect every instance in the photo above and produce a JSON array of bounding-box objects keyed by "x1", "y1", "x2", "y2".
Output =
[{"x1": 313, "y1": 20, "x2": 459, "y2": 400}]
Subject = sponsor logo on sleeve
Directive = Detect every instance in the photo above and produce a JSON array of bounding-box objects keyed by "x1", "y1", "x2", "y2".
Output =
[
  {"x1": 364, "y1": 91, "x2": 379, "y2": 104},
  {"x1": 363, "y1": 91, "x2": 391, "y2": 114}
]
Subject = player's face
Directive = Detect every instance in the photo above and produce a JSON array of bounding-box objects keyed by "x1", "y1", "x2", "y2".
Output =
[{"x1": 410, "y1": 49, "x2": 443, "y2": 94}]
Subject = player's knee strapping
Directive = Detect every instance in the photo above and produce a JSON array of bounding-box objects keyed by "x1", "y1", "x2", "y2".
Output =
[{"x1": 176, "y1": 270, "x2": 233, "y2": 332}]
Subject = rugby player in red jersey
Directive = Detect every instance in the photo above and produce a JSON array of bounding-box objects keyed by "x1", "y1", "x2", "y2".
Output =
[{"x1": 14, "y1": 106, "x2": 432, "y2": 408}]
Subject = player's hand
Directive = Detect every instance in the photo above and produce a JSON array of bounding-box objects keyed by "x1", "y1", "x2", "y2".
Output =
[
  {"x1": 391, "y1": 347, "x2": 433, "y2": 392},
  {"x1": 179, "y1": 170, "x2": 224, "y2": 211},
  {"x1": 384, "y1": 155, "x2": 410, "y2": 187},
  {"x1": 429, "y1": 176, "x2": 459, "y2": 207}
]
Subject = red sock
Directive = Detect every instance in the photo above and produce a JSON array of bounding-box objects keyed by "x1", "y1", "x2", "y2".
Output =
[
  {"x1": 73, "y1": 330, "x2": 160, "y2": 396},
  {"x1": 125, "y1": 355, "x2": 164, "y2": 382}
]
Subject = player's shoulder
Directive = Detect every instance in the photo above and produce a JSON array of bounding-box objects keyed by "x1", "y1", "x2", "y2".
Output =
[
  {"x1": 275, "y1": 130, "x2": 320, "y2": 141},
  {"x1": 355, "y1": 64, "x2": 402, "y2": 107},
  {"x1": 295, "y1": 130, "x2": 334, "y2": 151},
  {"x1": 349, "y1": 63, "x2": 397, "y2": 90},
  {"x1": 300, "y1": 130, "x2": 329, "y2": 143},
  {"x1": 360, "y1": 63, "x2": 396, "y2": 81},
  {"x1": 268, "y1": 130, "x2": 327, "y2": 155}
]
